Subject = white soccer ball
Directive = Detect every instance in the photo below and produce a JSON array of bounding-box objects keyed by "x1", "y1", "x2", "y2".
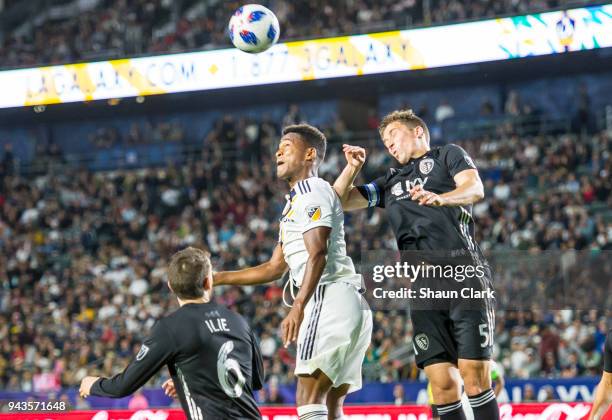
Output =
[{"x1": 229, "y1": 4, "x2": 280, "y2": 53}]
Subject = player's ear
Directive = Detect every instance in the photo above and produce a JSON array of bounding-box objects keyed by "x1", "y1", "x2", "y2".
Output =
[
  {"x1": 414, "y1": 125, "x2": 424, "y2": 139},
  {"x1": 305, "y1": 147, "x2": 317, "y2": 163},
  {"x1": 167, "y1": 281, "x2": 174, "y2": 294},
  {"x1": 203, "y1": 274, "x2": 213, "y2": 292}
]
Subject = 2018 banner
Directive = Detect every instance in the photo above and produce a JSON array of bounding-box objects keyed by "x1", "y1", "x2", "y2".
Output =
[{"x1": 0, "y1": 4, "x2": 610, "y2": 108}]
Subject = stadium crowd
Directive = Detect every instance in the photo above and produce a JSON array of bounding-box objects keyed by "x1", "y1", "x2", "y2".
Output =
[
  {"x1": 0, "y1": 0, "x2": 600, "y2": 69},
  {"x1": 0, "y1": 99, "x2": 610, "y2": 404}
]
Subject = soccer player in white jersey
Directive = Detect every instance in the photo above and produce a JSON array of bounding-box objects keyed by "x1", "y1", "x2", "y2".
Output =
[{"x1": 215, "y1": 124, "x2": 373, "y2": 420}]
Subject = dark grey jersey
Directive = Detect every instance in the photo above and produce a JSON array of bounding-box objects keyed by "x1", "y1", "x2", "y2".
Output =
[
  {"x1": 358, "y1": 144, "x2": 482, "y2": 255},
  {"x1": 91, "y1": 302, "x2": 263, "y2": 419}
]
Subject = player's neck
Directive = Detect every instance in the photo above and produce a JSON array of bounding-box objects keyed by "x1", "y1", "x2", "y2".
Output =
[
  {"x1": 288, "y1": 169, "x2": 317, "y2": 189},
  {"x1": 410, "y1": 147, "x2": 430, "y2": 160},
  {"x1": 177, "y1": 295, "x2": 210, "y2": 306}
]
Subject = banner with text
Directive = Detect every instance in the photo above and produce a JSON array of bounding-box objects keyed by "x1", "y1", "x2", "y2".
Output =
[{"x1": 0, "y1": 4, "x2": 610, "y2": 108}]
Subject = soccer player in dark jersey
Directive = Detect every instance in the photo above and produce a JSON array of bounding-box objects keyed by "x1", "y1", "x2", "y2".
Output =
[
  {"x1": 589, "y1": 330, "x2": 612, "y2": 420},
  {"x1": 79, "y1": 247, "x2": 264, "y2": 420},
  {"x1": 333, "y1": 109, "x2": 498, "y2": 420}
]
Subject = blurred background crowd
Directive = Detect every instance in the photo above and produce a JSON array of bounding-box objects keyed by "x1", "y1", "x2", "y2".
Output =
[
  {"x1": 0, "y1": 0, "x2": 611, "y2": 409},
  {"x1": 0, "y1": 0, "x2": 602, "y2": 69},
  {"x1": 1, "y1": 100, "x2": 610, "y2": 404}
]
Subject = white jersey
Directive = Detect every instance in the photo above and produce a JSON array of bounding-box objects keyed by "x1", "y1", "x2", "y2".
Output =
[{"x1": 279, "y1": 177, "x2": 361, "y2": 289}]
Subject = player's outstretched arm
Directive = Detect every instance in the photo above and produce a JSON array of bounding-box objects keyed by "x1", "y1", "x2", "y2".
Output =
[
  {"x1": 80, "y1": 322, "x2": 173, "y2": 399},
  {"x1": 281, "y1": 226, "x2": 331, "y2": 347},
  {"x1": 333, "y1": 144, "x2": 369, "y2": 211},
  {"x1": 214, "y1": 243, "x2": 288, "y2": 286}
]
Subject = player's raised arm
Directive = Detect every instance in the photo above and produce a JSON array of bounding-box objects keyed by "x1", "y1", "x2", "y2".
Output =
[
  {"x1": 214, "y1": 243, "x2": 288, "y2": 286},
  {"x1": 80, "y1": 321, "x2": 174, "y2": 399},
  {"x1": 333, "y1": 144, "x2": 370, "y2": 211}
]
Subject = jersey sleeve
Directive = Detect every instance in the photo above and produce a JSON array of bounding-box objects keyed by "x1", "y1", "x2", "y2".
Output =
[
  {"x1": 356, "y1": 175, "x2": 386, "y2": 208},
  {"x1": 444, "y1": 144, "x2": 477, "y2": 177},
  {"x1": 90, "y1": 320, "x2": 174, "y2": 398},
  {"x1": 294, "y1": 179, "x2": 334, "y2": 233}
]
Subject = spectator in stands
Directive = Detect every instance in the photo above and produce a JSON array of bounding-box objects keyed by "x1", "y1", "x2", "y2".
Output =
[
  {"x1": 435, "y1": 99, "x2": 455, "y2": 122},
  {"x1": 128, "y1": 390, "x2": 150, "y2": 409}
]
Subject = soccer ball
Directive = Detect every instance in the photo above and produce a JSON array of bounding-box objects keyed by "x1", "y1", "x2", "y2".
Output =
[{"x1": 229, "y1": 4, "x2": 280, "y2": 53}]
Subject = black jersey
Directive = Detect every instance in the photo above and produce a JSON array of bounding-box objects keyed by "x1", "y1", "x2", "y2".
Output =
[
  {"x1": 358, "y1": 144, "x2": 482, "y2": 255},
  {"x1": 90, "y1": 302, "x2": 263, "y2": 420}
]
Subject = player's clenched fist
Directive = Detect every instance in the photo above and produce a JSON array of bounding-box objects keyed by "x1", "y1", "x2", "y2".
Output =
[
  {"x1": 342, "y1": 144, "x2": 366, "y2": 169},
  {"x1": 281, "y1": 306, "x2": 304, "y2": 348}
]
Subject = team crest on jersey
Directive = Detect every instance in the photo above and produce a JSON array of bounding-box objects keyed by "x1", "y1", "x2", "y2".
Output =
[
  {"x1": 306, "y1": 206, "x2": 321, "y2": 221},
  {"x1": 391, "y1": 182, "x2": 403, "y2": 196},
  {"x1": 419, "y1": 158, "x2": 435, "y2": 175},
  {"x1": 415, "y1": 334, "x2": 429, "y2": 351},
  {"x1": 136, "y1": 344, "x2": 149, "y2": 361}
]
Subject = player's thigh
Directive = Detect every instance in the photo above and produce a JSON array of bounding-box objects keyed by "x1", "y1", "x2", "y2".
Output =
[
  {"x1": 410, "y1": 309, "x2": 458, "y2": 369},
  {"x1": 424, "y1": 362, "x2": 462, "y2": 405},
  {"x1": 296, "y1": 369, "x2": 334, "y2": 406},
  {"x1": 458, "y1": 358, "x2": 492, "y2": 396},
  {"x1": 451, "y1": 307, "x2": 494, "y2": 361},
  {"x1": 326, "y1": 383, "x2": 351, "y2": 418}
]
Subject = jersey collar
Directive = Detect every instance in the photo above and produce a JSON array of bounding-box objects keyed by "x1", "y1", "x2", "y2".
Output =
[{"x1": 287, "y1": 189, "x2": 297, "y2": 201}]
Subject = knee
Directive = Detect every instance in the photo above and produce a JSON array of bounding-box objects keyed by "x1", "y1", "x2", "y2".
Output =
[
  {"x1": 460, "y1": 363, "x2": 491, "y2": 396},
  {"x1": 296, "y1": 388, "x2": 324, "y2": 406},
  {"x1": 430, "y1": 376, "x2": 461, "y2": 403},
  {"x1": 296, "y1": 382, "x2": 328, "y2": 406}
]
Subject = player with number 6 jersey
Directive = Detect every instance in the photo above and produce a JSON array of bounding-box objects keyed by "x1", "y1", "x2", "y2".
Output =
[{"x1": 78, "y1": 248, "x2": 263, "y2": 420}]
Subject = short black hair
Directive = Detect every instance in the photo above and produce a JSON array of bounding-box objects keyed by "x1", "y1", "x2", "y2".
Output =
[
  {"x1": 282, "y1": 123, "x2": 327, "y2": 163},
  {"x1": 167, "y1": 247, "x2": 211, "y2": 300}
]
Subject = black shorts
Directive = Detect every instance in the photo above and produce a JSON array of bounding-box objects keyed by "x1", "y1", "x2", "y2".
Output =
[
  {"x1": 411, "y1": 306, "x2": 495, "y2": 369},
  {"x1": 605, "y1": 330, "x2": 612, "y2": 373}
]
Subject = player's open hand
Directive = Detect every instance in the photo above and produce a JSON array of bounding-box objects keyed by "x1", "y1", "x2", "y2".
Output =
[
  {"x1": 342, "y1": 144, "x2": 366, "y2": 169},
  {"x1": 410, "y1": 185, "x2": 447, "y2": 206},
  {"x1": 79, "y1": 376, "x2": 100, "y2": 398},
  {"x1": 162, "y1": 379, "x2": 178, "y2": 398},
  {"x1": 281, "y1": 306, "x2": 304, "y2": 348}
]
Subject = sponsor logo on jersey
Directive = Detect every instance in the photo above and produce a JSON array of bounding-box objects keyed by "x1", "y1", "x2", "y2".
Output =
[
  {"x1": 415, "y1": 333, "x2": 429, "y2": 351},
  {"x1": 391, "y1": 182, "x2": 403, "y2": 196},
  {"x1": 419, "y1": 158, "x2": 434, "y2": 175},
  {"x1": 306, "y1": 206, "x2": 321, "y2": 221},
  {"x1": 136, "y1": 344, "x2": 149, "y2": 361}
]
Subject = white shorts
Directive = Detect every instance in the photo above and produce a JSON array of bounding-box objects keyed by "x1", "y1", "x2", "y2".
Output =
[{"x1": 295, "y1": 281, "x2": 373, "y2": 393}]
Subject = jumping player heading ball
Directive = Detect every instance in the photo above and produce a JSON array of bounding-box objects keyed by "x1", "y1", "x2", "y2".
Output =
[{"x1": 334, "y1": 109, "x2": 498, "y2": 420}]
